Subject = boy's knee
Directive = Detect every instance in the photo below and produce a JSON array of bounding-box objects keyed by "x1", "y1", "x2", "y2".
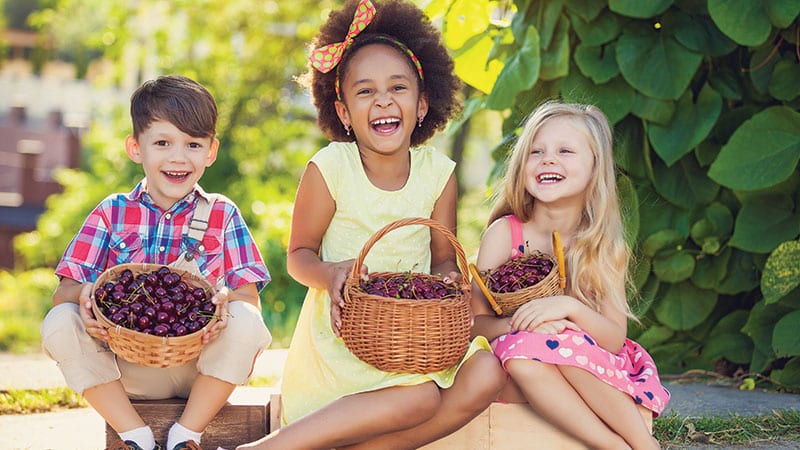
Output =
[{"x1": 223, "y1": 301, "x2": 272, "y2": 347}]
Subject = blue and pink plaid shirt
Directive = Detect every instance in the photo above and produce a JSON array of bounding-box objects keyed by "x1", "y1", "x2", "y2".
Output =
[{"x1": 55, "y1": 179, "x2": 270, "y2": 292}]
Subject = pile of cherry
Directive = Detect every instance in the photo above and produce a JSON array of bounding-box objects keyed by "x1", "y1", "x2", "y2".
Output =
[
  {"x1": 94, "y1": 266, "x2": 215, "y2": 337},
  {"x1": 486, "y1": 255, "x2": 555, "y2": 293},
  {"x1": 359, "y1": 273, "x2": 463, "y2": 300}
]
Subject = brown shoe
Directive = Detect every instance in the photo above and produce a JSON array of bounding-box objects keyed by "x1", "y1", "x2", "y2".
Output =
[
  {"x1": 170, "y1": 440, "x2": 203, "y2": 450},
  {"x1": 107, "y1": 440, "x2": 162, "y2": 450}
]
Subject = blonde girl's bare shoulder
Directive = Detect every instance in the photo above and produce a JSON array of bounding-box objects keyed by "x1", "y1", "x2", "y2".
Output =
[{"x1": 478, "y1": 216, "x2": 515, "y2": 268}]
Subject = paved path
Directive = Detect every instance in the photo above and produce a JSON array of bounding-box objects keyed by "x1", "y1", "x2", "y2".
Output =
[{"x1": 2, "y1": 350, "x2": 799, "y2": 449}]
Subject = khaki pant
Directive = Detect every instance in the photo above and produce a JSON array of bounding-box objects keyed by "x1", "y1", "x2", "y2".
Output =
[{"x1": 41, "y1": 301, "x2": 272, "y2": 398}]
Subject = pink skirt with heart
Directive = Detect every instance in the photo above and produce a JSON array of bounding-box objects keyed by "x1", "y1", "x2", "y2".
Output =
[{"x1": 491, "y1": 329, "x2": 670, "y2": 416}]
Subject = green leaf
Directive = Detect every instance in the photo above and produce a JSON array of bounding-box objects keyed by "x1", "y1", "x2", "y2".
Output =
[
  {"x1": 632, "y1": 272, "x2": 659, "y2": 316},
  {"x1": 708, "y1": 65, "x2": 744, "y2": 101},
  {"x1": 748, "y1": 44, "x2": 780, "y2": 97},
  {"x1": 671, "y1": 11, "x2": 737, "y2": 57},
  {"x1": 653, "y1": 251, "x2": 696, "y2": 283},
  {"x1": 769, "y1": 60, "x2": 800, "y2": 101},
  {"x1": 742, "y1": 300, "x2": 791, "y2": 372},
  {"x1": 766, "y1": 0, "x2": 800, "y2": 28},
  {"x1": 561, "y1": 72, "x2": 634, "y2": 125},
  {"x1": 616, "y1": 22, "x2": 703, "y2": 100},
  {"x1": 569, "y1": 8, "x2": 621, "y2": 46},
  {"x1": 702, "y1": 310, "x2": 753, "y2": 364},
  {"x1": 636, "y1": 184, "x2": 690, "y2": 239},
  {"x1": 615, "y1": 116, "x2": 648, "y2": 178},
  {"x1": 618, "y1": 174, "x2": 639, "y2": 245},
  {"x1": 708, "y1": 106, "x2": 800, "y2": 190},
  {"x1": 770, "y1": 357, "x2": 800, "y2": 389},
  {"x1": 635, "y1": 325, "x2": 674, "y2": 348},
  {"x1": 773, "y1": 310, "x2": 800, "y2": 357},
  {"x1": 536, "y1": 0, "x2": 564, "y2": 50},
  {"x1": 689, "y1": 202, "x2": 734, "y2": 243},
  {"x1": 654, "y1": 281, "x2": 717, "y2": 330},
  {"x1": 717, "y1": 249, "x2": 760, "y2": 295},
  {"x1": 692, "y1": 249, "x2": 730, "y2": 289},
  {"x1": 564, "y1": 0, "x2": 606, "y2": 22},
  {"x1": 649, "y1": 84, "x2": 723, "y2": 167},
  {"x1": 631, "y1": 93, "x2": 675, "y2": 125},
  {"x1": 486, "y1": 26, "x2": 540, "y2": 110},
  {"x1": 642, "y1": 229, "x2": 686, "y2": 258},
  {"x1": 609, "y1": 0, "x2": 672, "y2": 18},
  {"x1": 574, "y1": 43, "x2": 620, "y2": 84},
  {"x1": 761, "y1": 240, "x2": 800, "y2": 304},
  {"x1": 708, "y1": 0, "x2": 772, "y2": 46},
  {"x1": 729, "y1": 194, "x2": 800, "y2": 254},
  {"x1": 540, "y1": 14, "x2": 570, "y2": 81},
  {"x1": 652, "y1": 155, "x2": 720, "y2": 208}
]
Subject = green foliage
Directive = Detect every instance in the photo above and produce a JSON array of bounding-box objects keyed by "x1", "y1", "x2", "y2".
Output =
[
  {"x1": 434, "y1": 0, "x2": 800, "y2": 385},
  {"x1": 0, "y1": 269, "x2": 57, "y2": 352}
]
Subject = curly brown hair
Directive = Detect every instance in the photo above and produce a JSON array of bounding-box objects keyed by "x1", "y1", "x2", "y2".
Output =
[{"x1": 300, "y1": 0, "x2": 462, "y2": 146}]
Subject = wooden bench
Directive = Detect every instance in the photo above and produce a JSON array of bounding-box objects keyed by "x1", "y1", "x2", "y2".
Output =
[
  {"x1": 104, "y1": 387, "x2": 277, "y2": 450},
  {"x1": 268, "y1": 394, "x2": 653, "y2": 450}
]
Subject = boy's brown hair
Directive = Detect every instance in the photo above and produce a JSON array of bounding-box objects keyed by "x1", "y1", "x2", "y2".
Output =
[
  {"x1": 302, "y1": 0, "x2": 462, "y2": 146},
  {"x1": 130, "y1": 75, "x2": 218, "y2": 139}
]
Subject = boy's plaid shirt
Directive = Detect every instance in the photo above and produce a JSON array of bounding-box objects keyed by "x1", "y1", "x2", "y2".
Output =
[{"x1": 55, "y1": 179, "x2": 270, "y2": 291}]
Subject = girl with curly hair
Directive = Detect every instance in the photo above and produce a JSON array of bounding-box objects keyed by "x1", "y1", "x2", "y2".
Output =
[{"x1": 235, "y1": 1, "x2": 505, "y2": 449}]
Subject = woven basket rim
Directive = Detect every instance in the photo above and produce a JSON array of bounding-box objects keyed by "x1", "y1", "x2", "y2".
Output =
[{"x1": 91, "y1": 263, "x2": 219, "y2": 348}]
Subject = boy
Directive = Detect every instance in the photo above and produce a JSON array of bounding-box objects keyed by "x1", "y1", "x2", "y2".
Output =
[{"x1": 41, "y1": 75, "x2": 272, "y2": 450}]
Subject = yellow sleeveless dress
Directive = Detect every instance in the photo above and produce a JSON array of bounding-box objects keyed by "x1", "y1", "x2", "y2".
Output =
[{"x1": 280, "y1": 142, "x2": 490, "y2": 424}]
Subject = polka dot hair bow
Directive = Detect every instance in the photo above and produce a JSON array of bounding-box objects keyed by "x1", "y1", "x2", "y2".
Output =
[{"x1": 309, "y1": 0, "x2": 376, "y2": 73}]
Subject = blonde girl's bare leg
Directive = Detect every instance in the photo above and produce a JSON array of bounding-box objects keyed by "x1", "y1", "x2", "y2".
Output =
[
  {"x1": 341, "y1": 350, "x2": 506, "y2": 450},
  {"x1": 235, "y1": 382, "x2": 440, "y2": 450},
  {"x1": 559, "y1": 365, "x2": 660, "y2": 450},
  {"x1": 505, "y1": 359, "x2": 630, "y2": 450}
]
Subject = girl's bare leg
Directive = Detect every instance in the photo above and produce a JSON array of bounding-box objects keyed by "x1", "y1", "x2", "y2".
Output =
[
  {"x1": 559, "y1": 365, "x2": 660, "y2": 450},
  {"x1": 235, "y1": 382, "x2": 441, "y2": 450},
  {"x1": 506, "y1": 359, "x2": 630, "y2": 450},
  {"x1": 342, "y1": 350, "x2": 506, "y2": 450}
]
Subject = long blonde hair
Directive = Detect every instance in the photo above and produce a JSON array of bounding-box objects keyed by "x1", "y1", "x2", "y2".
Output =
[{"x1": 488, "y1": 101, "x2": 635, "y2": 320}]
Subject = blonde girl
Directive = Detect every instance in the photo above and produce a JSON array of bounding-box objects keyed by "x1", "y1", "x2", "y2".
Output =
[{"x1": 471, "y1": 101, "x2": 669, "y2": 450}]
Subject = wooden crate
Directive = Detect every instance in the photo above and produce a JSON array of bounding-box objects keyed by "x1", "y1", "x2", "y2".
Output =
[{"x1": 105, "y1": 387, "x2": 275, "y2": 449}]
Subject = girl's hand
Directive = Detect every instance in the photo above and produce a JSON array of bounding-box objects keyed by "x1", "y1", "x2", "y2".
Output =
[
  {"x1": 328, "y1": 259, "x2": 362, "y2": 336},
  {"x1": 79, "y1": 282, "x2": 109, "y2": 342},
  {"x1": 510, "y1": 295, "x2": 578, "y2": 332},
  {"x1": 529, "y1": 319, "x2": 581, "y2": 334},
  {"x1": 202, "y1": 286, "x2": 230, "y2": 344}
]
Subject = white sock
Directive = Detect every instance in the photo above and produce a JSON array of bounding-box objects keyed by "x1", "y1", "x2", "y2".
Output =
[
  {"x1": 167, "y1": 422, "x2": 203, "y2": 450},
  {"x1": 118, "y1": 425, "x2": 156, "y2": 450}
]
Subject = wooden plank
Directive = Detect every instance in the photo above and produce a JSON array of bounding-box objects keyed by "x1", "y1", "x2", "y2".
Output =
[{"x1": 104, "y1": 387, "x2": 272, "y2": 449}]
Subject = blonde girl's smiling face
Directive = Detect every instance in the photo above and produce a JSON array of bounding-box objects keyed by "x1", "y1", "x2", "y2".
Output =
[
  {"x1": 334, "y1": 43, "x2": 427, "y2": 156},
  {"x1": 524, "y1": 116, "x2": 595, "y2": 205},
  {"x1": 125, "y1": 119, "x2": 218, "y2": 210}
]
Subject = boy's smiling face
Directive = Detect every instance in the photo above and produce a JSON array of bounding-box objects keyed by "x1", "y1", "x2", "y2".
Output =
[{"x1": 125, "y1": 119, "x2": 218, "y2": 210}]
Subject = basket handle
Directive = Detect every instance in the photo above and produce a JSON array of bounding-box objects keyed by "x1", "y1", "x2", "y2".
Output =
[
  {"x1": 350, "y1": 217, "x2": 469, "y2": 285},
  {"x1": 552, "y1": 230, "x2": 566, "y2": 289},
  {"x1": 468, "y1": 263, "x2": 504, "y2": 316}
]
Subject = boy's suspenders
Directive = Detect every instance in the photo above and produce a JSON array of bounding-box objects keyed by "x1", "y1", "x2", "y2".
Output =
[{"x1": 169, "y1": 194, "x2": 218, "y2": 281}]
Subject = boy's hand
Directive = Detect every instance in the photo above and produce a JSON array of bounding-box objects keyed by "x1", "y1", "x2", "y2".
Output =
[
  {"x1": 79, "y1": 282, "x2": 110, "y2": 342},
  {"x1": 202, "y1": 286, "x2": 230, "y2": 344}
]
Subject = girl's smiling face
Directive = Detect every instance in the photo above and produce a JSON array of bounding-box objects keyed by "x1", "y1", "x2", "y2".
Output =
[
  {"x1": 334, "y1": 43, "x2": 427, "y2": 156},
  {"x1": 524, "y1": 116, "x2": 596, "y2": 206},
  {"x1": 125, "y1": 119, "x2": 218, "y2": 210}
]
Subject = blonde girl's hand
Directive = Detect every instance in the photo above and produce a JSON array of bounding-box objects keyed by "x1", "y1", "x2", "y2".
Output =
[
  {"x1": 79, "y1": 282, "x2": 109, "y2": 342},
  {"x1": 202, "y1": 286, "x2": 230, "y2": 344},
  {"x1": 510, "y1": 295, "x2": 577, "y2": 332},
  {"x1": 529, "y1": 319, "x2": 581, "y2": 334}
]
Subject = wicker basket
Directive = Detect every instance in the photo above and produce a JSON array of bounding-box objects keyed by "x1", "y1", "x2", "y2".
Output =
[
  {"x1": 471, "y1": 231, "x2": 566, "y2": 317},
  {"x1": 91, "y1": 263, "x2": 218, "y2": 368},
  {"x1": 341, "y1": 217, "x2": 472, "y2": 374}
]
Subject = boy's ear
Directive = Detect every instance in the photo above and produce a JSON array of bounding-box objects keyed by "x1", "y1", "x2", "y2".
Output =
[
  {"x1": 334, "y1": 100, "x2": 350, "y2": 130},
  {"x1": 125, "y1": 135, "x2": 143, "y2": 163},
  {"x1": 205, "y1": 137, "x2": 220, "y2": 167}
]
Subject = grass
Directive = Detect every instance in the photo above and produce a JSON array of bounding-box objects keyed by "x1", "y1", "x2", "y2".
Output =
[{"x1": 654, "y1": 409, "x2": 800, "y2": 447}]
